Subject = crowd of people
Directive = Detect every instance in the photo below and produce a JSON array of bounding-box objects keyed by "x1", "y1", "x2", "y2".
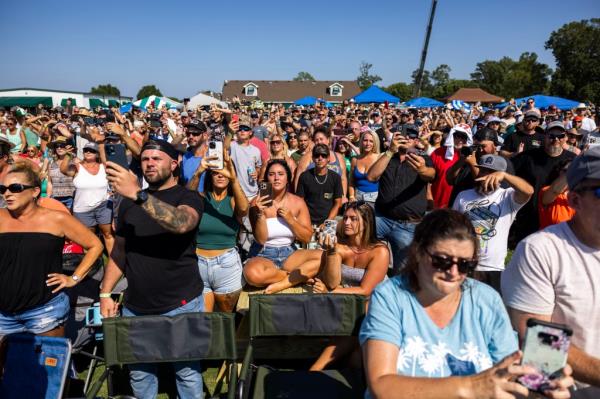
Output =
[{"x1": 0, "y1": 96, "x2": 598, "y2": 398}]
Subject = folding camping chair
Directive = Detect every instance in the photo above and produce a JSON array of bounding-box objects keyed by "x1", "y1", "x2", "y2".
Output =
[
  {"x1": 0, "y1": 334, "x2": 72, "y2": 399},
  {"x1": 237, "y1": 294, "x2": 367, "y2": 399},
  {"x1": 86, "y1": 312, "x2": 237, "y2": 399}
]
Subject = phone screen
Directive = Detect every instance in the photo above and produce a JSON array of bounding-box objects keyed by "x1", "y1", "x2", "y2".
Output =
[{"x1": 519, "y1": 319, "x2": 572, "y2": 392}]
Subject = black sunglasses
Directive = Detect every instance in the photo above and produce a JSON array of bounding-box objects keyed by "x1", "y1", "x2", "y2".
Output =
[
  {"x1": 54, "y1": 143, "x2": 67, "y2": 149},
  {"x1": 238, "y1": 126, "x2": 252, "y2": 132},
  {"x1": 83, "y1": 148, "x2": 97, "y2": 153},
  {"x1": 548, "y1": 134, "x2": 566, "y2": 141},
  {"x1": 288, "y1": 135, "x2": 297, "y2": 139},
  {"x1": 0, "y1": 183, "x2": 36, "y2": 194},
  {"x1": 313, "y1": 153, "x2": 328, "y2": 159},
  {"x1": 186, "y1": 131, "x2": 203, "y2": 136},
  {"x1": 425, "y1": 249, "x2": 477, "y2": 274}
]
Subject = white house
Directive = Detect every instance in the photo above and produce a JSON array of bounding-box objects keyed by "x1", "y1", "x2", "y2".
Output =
[{"x1": 0, "y1": 87, "x2": 132, "y2": 109}]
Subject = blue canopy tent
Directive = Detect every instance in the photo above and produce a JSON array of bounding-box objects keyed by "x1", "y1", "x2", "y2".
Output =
[
  {"x1": 119, "y1": 103, "x2": 133, "y2": 113},
  {"x1": 294, "y1": 96, "x2": 318, "y2": 106},
  {"x1": 352, "y1": 86, "x2": 400, "y2": 104},
  {"x1": 495, "y1": 94, "x2": 579, "y2": 110},
  {"x1": 405, "y1": 97, "x2": 444, "y2": 108}
]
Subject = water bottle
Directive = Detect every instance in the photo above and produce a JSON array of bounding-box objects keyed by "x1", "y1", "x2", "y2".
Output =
[{"x1": 247, "y1": 165, "x2": 255, "y2": 185}]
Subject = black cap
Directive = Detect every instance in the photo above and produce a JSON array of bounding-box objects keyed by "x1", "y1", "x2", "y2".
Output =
[
  {"x1": 185, "y1": 119, "x2": 207, "y2": 133},
  {"x1": 402, "y1": 124, "x2": 419, "y2": 138},
  {"x1": 141, "y1": 139, "x2": 180, "y2": 160},
  {"x1": 312, "y1": 143, "x2": 330, "y2": 157}
]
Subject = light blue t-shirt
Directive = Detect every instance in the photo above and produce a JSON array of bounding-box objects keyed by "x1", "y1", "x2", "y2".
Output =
[
  {"x1": 181, "y1": 151, "x2": 206, "y2": 193},
  {"x1": 359, "y1": 276, "x2": 517, "y2": 379}
]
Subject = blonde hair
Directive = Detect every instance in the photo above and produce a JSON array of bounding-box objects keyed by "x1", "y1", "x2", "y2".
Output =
[
  {"x1": 359, "y1": 130, "x2": 380, "y2": 154},
  {"x1": 268, "y1": 133, "x2": 288, "y2": 158}
]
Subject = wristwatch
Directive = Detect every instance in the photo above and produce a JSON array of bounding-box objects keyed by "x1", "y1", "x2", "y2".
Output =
[
  {"x1": 134, "y1": 189, "x2": 149, "y2": 205},
  {"x1": 71, "y1": 274, "x2": 80, "y2": 283}
]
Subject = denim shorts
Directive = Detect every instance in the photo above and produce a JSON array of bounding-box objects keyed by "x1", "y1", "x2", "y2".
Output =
[
  {"x1": 197, "y1": 248, "x2": 244, "y2": 295},
  {"x1": 248, "y1": 243, "x2": 296, "y2": 269},
  {"x1": 0, "y1": 292, "x2": 70, "y2": 336},
  {"x1": 73, "y1": 201, "x2": 113, "y2": 227}
]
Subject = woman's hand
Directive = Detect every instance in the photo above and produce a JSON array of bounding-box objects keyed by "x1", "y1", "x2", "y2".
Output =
[
  {"x1": 46, "y1": 273, "x2": 77, "y2": 293},
  {"x1": 469, "y1": 351, "x2": 536, "y2": 399},
  {"x1": 215, "y1": 152, "x2": 237, "y2": 181},
  {"x1": 253, "y1": 194, "x2": 271, "y2": 215},
  {"x1": 276, "y1": 206, "x2": 294, "y2": 224},
  {"x1": 318, "y1": 232, "x2": 337, "y2": 252}
]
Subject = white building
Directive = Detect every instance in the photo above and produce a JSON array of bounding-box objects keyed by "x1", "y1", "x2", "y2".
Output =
[{"x1": 0, "y1": 87, "x2": 132, "y2": 109}]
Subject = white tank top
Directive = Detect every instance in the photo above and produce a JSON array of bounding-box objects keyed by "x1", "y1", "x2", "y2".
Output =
[
  {"x1": 72, "y1": 164, "x2": 109, "y2": 212},
  {"x1": 264, "y1": 217, "x2": 294, "y2": 247}
]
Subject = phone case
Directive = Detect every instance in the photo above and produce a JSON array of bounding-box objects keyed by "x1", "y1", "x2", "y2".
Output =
[
  {"x1": 258, "y1": 182, "x2": 273, "y2": 206},
  {"x1": 519, "y1": 319, "x2": 572, "y2": 392},
  {"x1": 207, "y1": 140, "x2": 224, "y2": 170},
  {"x1": 322, "y1": 219, "x2": 338, "y2": 243}
]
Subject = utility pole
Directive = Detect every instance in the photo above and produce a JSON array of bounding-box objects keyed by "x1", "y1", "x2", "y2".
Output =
[{"x1": 413, "y1": 0, "x2": 438, "y2": 98}]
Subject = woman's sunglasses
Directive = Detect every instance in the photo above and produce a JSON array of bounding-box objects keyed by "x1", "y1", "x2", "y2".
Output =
[
  {"x1": 0, "y1": 183, "x2": 36, "y2": 194},
  {"x1": 425, "y1": 249, "x2": 477, "y2": 274}
]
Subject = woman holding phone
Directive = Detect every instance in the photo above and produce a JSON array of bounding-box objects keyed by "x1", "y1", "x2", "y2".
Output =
[
  {"x1": 187, "y1": 152, "x2": 248, "y2": 312},
  {"x1": 243, "y1": 159, "x2": 314, "y2": 291}
]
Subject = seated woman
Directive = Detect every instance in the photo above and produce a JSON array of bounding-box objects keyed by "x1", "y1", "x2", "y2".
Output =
[
  {"x1": 0, "y1": 163, "x2": 103, "y2": 337},
  {"x1": 359, "y1": 209, "x2": 573, "y2": 398},
  {"x1": 187, "y1": 152, "x2": 248, "y2": 312},
  {"x1": 309, "y1": 201, "x2": 389, "y2": 370},
  {"x1": 243, "y1": 159, "x2": 315, "y2": 292}
]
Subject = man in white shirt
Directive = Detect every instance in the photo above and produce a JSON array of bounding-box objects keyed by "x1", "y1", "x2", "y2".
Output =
[
  {"x1": 502, "y1": 147, "x2": 600, "y2": 398},
  {"x1": 569, "y1": 103, "x2": 597, "y2": 133},
  {"x1": 452, "y1": 154, "x2": 533, "y2": 292}
]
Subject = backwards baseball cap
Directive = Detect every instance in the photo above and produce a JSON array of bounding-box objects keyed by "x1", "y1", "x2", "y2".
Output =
[
  {"x1": 474, "y1": 127, "x2": 500, "y2": 145},
  {"x1": 567, "y1": 146, "x2": 600, "y2": 189},
  {"x1": 141, "y1": 139, "x2": 179, "y2": 160},
  {"x1": 185, "y1": 119, "x2": 207, "y2": 133},
  {"x1": 524, "y1": 110, "x2": 541, "y2": 120},
  {"x1": 312, "y1": 143, "x2": 330, "y2": 157},
  {"x1": 478, "y1": 154, "x2": 507, "y2": 172}
]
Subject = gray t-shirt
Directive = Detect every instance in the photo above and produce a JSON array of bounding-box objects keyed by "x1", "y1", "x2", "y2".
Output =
[{"x1": 230, "y1": 141, "x2": 262, "y2": 198}]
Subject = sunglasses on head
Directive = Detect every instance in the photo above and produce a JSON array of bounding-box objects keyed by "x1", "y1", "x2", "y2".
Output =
[
  {"x1": 425, "y1": 248, "x2": 477, "y2": 274},
  {"x1": 0, "y1": 183, "x2": 36, "y2": 194}
]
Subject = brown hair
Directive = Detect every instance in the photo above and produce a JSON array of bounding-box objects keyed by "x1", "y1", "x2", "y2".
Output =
[
  {"x1": 400, "y1": 209, "x2": 479, "y2": 292},
  {"x1": 7, "y1": 163, "x2": 42, "y2": 188},
  {"x1": 337, "y1": 201, "x2": 383, "y2": 249}
]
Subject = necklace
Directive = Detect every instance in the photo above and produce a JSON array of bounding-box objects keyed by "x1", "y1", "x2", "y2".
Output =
[
  {"x1": 314, "y1": 169, "x2": 328, "y2": 185},
  {"x1": 210, "y1": 192, "x2": 227, "y2": 212}
]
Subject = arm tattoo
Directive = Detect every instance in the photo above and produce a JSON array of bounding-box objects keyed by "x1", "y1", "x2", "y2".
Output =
[{"x1": 141, "y1": 194, "x2": 197, "y2": 234}]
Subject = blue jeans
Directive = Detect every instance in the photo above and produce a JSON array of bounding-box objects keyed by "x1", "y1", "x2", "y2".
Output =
[
  {"x1": 122, "y1": 296, "x2": 204, "y2": 399},
  {"x1": 376, "y1": 214, "x2": 418, "y2": 273}
]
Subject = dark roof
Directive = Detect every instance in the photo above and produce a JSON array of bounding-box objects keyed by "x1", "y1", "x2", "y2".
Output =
[
  {"x1": 0, "y1": 87, "x2": 132, "y2": 100},
  {"x1": 221, "y1": 80, "x2": 361, "y2": 103},
  {"x1": 446, "y1": 88, "x2": 504, "y2": 103}
]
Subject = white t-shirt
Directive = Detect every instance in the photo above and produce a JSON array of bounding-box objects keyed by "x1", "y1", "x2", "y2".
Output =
[
  {"x1": 502, "y1": 222, "x2": 600, "y2": 398},
  {"x1": 453, "y1": 187, "x2": 524, "y2": 271}
]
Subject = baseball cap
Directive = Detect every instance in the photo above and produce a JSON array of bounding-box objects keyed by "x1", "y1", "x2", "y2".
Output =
[
  {"x1": 185, "y1": 119, "x2": 207, "y2": 133},
  {"x1": 486, "y1": 116, "x2": 502, "y2": 125},
  {"x1": 239, "y1": 115, "x2": 252, "y2": 128},
  {"x1": 573, "y1": 116, "x2": 584, "y2": 122},
  {"x1": 312, "y1": 143, "x2": 330, "y2": 157},
  {"x1": 0, "y1": 135, "x2": 16, "y2": 149},
  {"x1": 474, "y1": 127, "x2": 500, "y2": 145},
  {"x1": 250, "y1": 112, "x2": 259, "y2": 118},
  {"x1": 402, "y1": 124, "x2": 419, "y2": 138},
  {"x1": 524, "y1": 110, "x2": 541, "y2": 120},
  {"x1": 567, "y1": 146, "x2": 600, "y2": 189},
  {"x1": 83, "y1": 142, "x2": 99, "y2": 152},
  {"x1": 545, "y1": 120, "x2": 566, "y2": 133},
  {"x1": 478, "y1": 155, "x2": 507, "y2": 172},
  {"x1": 141, "y1": 139, "x2": 179, "y2": 160}
]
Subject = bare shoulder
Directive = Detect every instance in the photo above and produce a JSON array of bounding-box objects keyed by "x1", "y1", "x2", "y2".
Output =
[{"x1": 370, "y1": 244, "x2": 390, "y2": 259}]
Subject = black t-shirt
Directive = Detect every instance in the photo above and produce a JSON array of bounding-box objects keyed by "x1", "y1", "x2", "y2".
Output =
[
  {"x1": 502, "y1": 130, "x2": 545, "y2": 153},
  {"x1": 296, "y1": 169, "x2": 343, "y2": 225},
  {"x1": 375, "y1": 154, "x2": 433, "y2": 220},
  {"x1": 511, "y1": 148, "x2": 576, "y2": 236},
  {"x1": 116, "y1": 184, "x2": 204, "y2": 314}
]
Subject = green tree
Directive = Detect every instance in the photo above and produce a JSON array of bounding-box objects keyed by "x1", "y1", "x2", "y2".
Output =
[
  {"x1": 432, "y1": 79, "x2": 479, "y2": 100},
  {"x1": 546, "y1": 18, "x2": 600, "y2": 104},
  {"x1": 293, "y1": 71, "x2": 316, "y2": 81},
  {"x1": 90, "y1": 84, "x2": 121, "y2": 96},
  {"x1": 356, "y1": 61, "x2": 382, "y2": 90},
  {"x1": 470, "y1": 52, "x2": 551, "y2": 99},
  {"x1": 386, "y1": 82, "x2": 413, "y2": 101},
  {"x1": 136, "y1": 85, "x2": 162, "y2": 100},
  {"x1": 431, "y1": 64, "x2": 451, "y2": 87},
  {"x1": 411, "y1": 69, "x2": 433, "y2": 97}
]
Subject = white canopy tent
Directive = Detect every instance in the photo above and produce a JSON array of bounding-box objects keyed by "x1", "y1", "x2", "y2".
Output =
[{"x1": 187, "y1": 92, "x2": 228, "y2": 109}]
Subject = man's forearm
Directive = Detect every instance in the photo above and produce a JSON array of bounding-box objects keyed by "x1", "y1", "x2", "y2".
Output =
[
  {"x1": 418, "y1": 166, "x2": 436, "y2": 182},
  {"x1": 367, "y1": 153, "x2": 392, "y2": 181},
  {"x1": 141, "y1": 194, "x2": 198, "y2": 234},
  {"x1": 569, "y1": 345, "x2": 600, "y2": 386}
]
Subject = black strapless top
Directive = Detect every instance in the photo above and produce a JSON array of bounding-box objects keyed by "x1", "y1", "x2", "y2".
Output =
[{"x1": 0, "y1": 232, "x2": 64, "y2": 313}]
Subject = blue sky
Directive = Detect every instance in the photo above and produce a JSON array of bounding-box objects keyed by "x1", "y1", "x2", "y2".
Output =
[{"x1": 1, "y1": 0, "x2": 598, "y2": 98}]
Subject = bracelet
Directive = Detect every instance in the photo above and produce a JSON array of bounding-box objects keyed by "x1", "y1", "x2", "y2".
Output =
[
  {"x1": 99, "y1": 293, "x2": 112, "y2": 298},
  {"x1": 385, "y1": 150, "x2": 395, "y2": 158},
  {"x1": 326, "y1": 250, "x2": 337, "y2": 256}
]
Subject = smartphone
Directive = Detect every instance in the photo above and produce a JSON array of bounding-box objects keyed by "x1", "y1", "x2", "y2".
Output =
[
  {"x1": 460, "y1": 146, "x2": 474, "y2": 157},
  {"x1": 232, "y1": 114, "x2": 239, "y2": 123},
  {"x1": 518, "y1": 319, "x2": 572, "y2": 392},
  {"x1": 258, "y1": 181, "x2": 273, "y2": 207},
  {"x1": 322, "y1": 219, "x2": 338, "y2": 244},
  {"x1": 105, "y1": 144, "x2": 129, "y2": 170},
  {"x1": 207, "y1": 139, "x2": 224, "y2": 170}
]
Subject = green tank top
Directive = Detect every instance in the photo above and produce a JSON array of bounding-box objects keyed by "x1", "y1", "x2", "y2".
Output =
[{"x1": 196, "y1": 192, "x2": 239, "y2": 250}]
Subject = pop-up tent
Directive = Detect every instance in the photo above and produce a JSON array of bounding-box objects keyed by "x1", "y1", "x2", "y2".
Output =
[
  {"x1": 405, "y1": 97, "x2": 444, "y2": 108},
  {"x1": 187, "y1": 92, "x2": 227, "y2": 109},
  {"x1": 294, "y1": 96, "x2": 318, "y2": 106},
  {"x1": 133, "y1": 95, "x2": 182, "y2": 110},
  {"x1": 495, "y1": 94, "x2": 580, "y2": 110},
  {"x1": 447, "y1": 100, "x2": 471, "y2": 111},
  {"x1": 351, "y1": 86, "x2": 400, "y2": 104}
]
